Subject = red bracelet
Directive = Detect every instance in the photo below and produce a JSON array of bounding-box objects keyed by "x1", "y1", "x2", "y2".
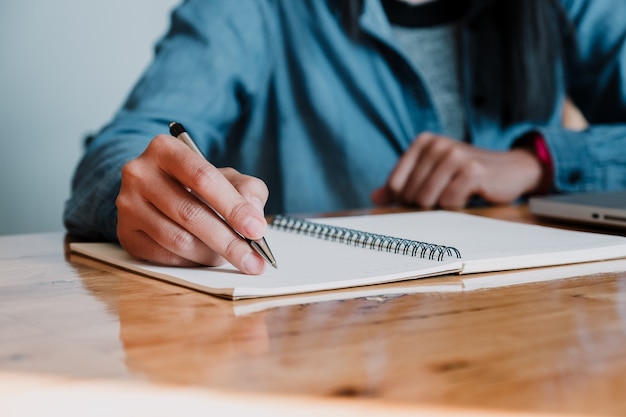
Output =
[{"x1": 528, "y1": 133, "x2": 553, "y2": 194}]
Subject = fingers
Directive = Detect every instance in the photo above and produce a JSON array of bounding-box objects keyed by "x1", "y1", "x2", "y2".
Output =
[
  {"x1": 410, "y1": 143, "x2": 485, "y2": 208},
  {"x1": 399, "y1": 135, "x2": 459, "y2": 207},
  {"x1": 116, "y1": 134, "x2": 270, "y2": 274},
  {"x1": 380, "y1": 132, "x2": 533, "y2": 209},
  {"x1": 384, "y1": 133, "x2": 473, "y2": 208},
  {"x1": 436, "y1": 161, "x2": 482, "y2": 208},
  {"x1": 118, "y1": 226, "x2": 221, "y2": 268},
  {"x1": 152, "y1": 136, "x2": 268, "y2": 240},
  {"x1": 116, "y1": 169, "x2": 223, "y2": 266},
  {"x1": 221, "y1": 167, "x2": 269, "y2": 214}
]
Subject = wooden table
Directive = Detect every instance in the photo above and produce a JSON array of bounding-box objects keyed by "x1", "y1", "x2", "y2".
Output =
[{"x1": 2, "y1": 205, "x2": 626, "y2": 416}]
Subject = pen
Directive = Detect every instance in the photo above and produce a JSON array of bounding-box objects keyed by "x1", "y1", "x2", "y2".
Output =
[{"x1": 168, "y1": 121, "x2": 277, "y2": 269}]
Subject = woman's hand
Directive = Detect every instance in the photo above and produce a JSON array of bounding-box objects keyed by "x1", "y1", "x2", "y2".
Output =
[
  {"x1": 116, "y1": 134, "x2": 269, "y2": 274},
  {"x1": 371, "y1": 132, "x2": 545, "y2": 209}
]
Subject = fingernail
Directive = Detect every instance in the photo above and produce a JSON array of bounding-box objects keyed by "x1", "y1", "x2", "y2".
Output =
[{"x1": 242, "y1": 253, "x2": 266, "y2": 275}]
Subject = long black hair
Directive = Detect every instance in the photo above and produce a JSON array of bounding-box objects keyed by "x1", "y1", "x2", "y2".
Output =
[{"x1": 337, "y1": 0, "x2": 574, "y2": 124}]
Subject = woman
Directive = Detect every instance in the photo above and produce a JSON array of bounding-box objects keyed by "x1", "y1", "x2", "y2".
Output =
[{"x1": 64, "y1": 0, "x2": 626, "y2": 274}]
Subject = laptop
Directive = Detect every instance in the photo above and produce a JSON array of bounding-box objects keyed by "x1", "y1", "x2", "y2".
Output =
[{"x1": 529, "y1": 190, "x2": 626, "y2": 230}]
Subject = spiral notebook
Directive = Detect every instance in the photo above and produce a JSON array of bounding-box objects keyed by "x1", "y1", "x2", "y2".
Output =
[{"x1": 70, "y1": 211, "x2": 626, "y2": 299}]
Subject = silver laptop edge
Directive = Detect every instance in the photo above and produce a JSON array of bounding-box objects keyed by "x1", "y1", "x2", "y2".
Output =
[{"x1": 529, "y1": 191, "x2": 626, "y2": 229}]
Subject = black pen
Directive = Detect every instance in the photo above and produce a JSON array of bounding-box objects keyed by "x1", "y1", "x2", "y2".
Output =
[{"x1": 169, "y1": 121, "x2": 277, "y2": 269}]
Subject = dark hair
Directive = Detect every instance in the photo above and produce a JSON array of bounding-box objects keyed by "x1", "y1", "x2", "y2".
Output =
[
  {"x1": 337, "y1": 0, "x2": 573, "y2": 124},
  {"x1": 489, "y1": 0, "x2": 573, "y2": 123}
]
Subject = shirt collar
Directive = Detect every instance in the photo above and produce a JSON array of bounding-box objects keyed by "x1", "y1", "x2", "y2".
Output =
[{"x1": 358, "y1": 0, "x2": 493, "y2": 36}]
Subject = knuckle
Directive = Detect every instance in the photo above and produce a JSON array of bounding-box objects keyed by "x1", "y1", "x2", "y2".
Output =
[
  {"x1": 120, "y1": 159, "x2": 143, "y2": 183},
  {"x1": 149, "y1": 134, "x2": 172, "y2": 152},
  {"x1": 428, "y1": 141, "x2": 453, "y2": 159},
  {"x1": 144, "y1": 134, "x2": 175, "y2": 161},
  {"x1": 115, "y1": 193, "x2": 132, "y2": 213},
  {"x1": 169, "y1": 228, "x2": 196, "y2": 253},
  {"x1": 177, "y1": 199, "x2": 207, "y2": 226},
  {"x1": 220, "y1": 167, "x2": 238, "y2": 177},
  {"x1": 243, "y1": 176, "x2": 270, "y2": 199},
  {"x1": 223, "y1": 236, "x2": 242, "y2": 261},
  {"x1": 444, "y1": 146, "x2": 466, "y2": 164},
  {"x1": 462, "y1": 160, "x2": 484, "y2": 178},
  {"x1": 222, "y1": 168, "x2": 269, "y2": 200},
  {"x1": 416, "y1": 131, "x2": 436, "y2": 142},
  {"x1": 120, "y1": 159, "x2": 155, "y2": 194},
  {"x1": 192, "y1": 163, "x2": 221, "y2": 189},
  {"x1": 227, "y1": 200, "x2": 252, "y2": 224},
  {"x1": 240, "y1": 173, "x2": 259, "y2": 188},
  {"x1": 116, "y1": 183, "x2": 140, "y2": 214}
]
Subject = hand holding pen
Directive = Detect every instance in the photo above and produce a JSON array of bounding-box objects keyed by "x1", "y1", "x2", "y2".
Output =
[
  {"x1": 115, "y1": 122, "x2": 275, "y2": 275},
  {"x1": 169, "y1": 122, "x2": 276, "y2": 268}
]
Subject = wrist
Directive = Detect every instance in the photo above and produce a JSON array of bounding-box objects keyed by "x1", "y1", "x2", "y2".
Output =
[{"x1": 514, "y1": 133, "x2": 553, "y2": 195}]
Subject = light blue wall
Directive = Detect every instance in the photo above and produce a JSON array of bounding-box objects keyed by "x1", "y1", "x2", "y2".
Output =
[{"x1": 0, "y1": 0, "x2": 179, "y2": 235}]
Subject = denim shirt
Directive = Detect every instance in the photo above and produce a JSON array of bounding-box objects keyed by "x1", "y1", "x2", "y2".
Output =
[{"x1": 64, "y1": 0, "x2": 626, "y2": 242}]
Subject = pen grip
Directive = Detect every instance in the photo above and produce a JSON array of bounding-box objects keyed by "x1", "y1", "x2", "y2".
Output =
[{"x1": 168, "y1": 121, "x2": 276, "y2": 267}]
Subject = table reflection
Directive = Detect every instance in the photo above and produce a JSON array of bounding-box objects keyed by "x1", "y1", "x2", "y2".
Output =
[{"x1": 75, "y1": 254, "x2": 626, "y2": 414}]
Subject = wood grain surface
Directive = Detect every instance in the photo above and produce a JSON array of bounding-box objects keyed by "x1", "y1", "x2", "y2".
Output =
[{"x1": 2, "y1": 205, "x2": 625, "y2": 416}]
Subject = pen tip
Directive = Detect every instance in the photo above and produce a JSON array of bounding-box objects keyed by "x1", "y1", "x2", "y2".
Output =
[{"x1": 250, "y1": 238, "x2": 277, "y2": 269}]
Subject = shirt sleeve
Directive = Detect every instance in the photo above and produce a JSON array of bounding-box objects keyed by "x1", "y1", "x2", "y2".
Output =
[
  {"x1": 535, "y1": 0, "x2": 626, "y2": 193},
  {"x1": 535, "y1": 125, "x2": 626, "y2": 193},
  {"x1": 63, "y1": 0, "x2": 277, "y2": 241}
]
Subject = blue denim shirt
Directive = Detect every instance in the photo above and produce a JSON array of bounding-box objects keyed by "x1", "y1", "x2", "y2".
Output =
[{"x1": 64, "y1": 0, "x2": 626, "y2": 242}]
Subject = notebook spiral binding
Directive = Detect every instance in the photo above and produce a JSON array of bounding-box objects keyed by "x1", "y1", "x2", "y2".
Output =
[{"x1": 270, "y1": 215, "x2": 462, "y2": 261}]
